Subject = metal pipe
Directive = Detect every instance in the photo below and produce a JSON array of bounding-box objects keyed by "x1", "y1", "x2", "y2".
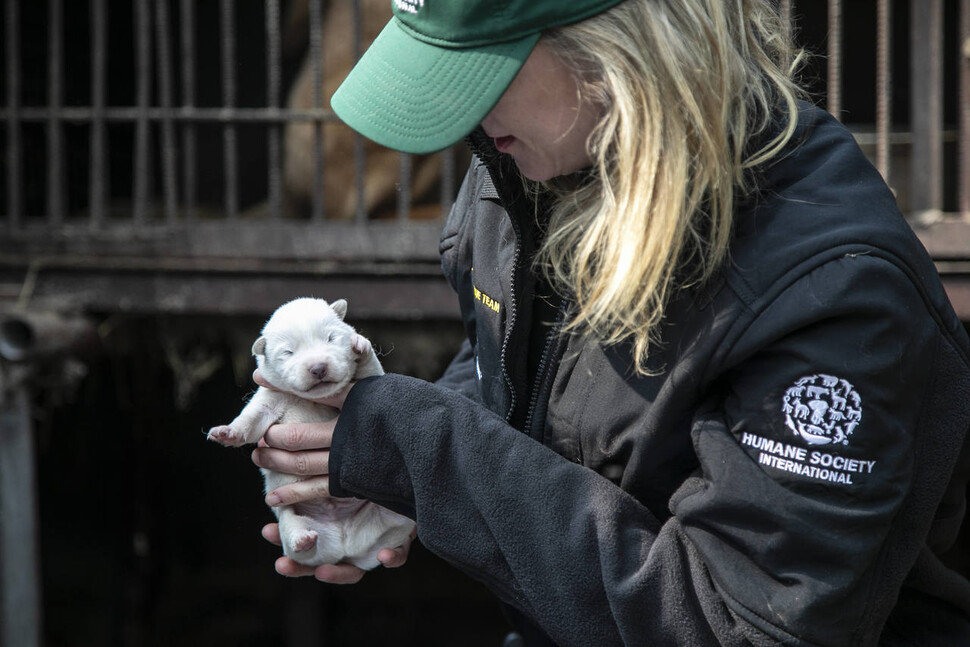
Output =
[
  {"x1": 827, "y1": 0, "x2": 842, "y2": 120},
  {"x1": 47, "y1": 0, "x2": 65, "y2": 224},
  {"x1": 90, "y1": 0, "x2": 107, "y2": 229},
  {"x1": 353, "y1": 0, "x2": 367, "y2": 223},
  {"x1": 155, "y1": 0, "x2": 178, "y2": 225},
  {"x1": 876, "y1": 0, "x2": 893, "y2": 184},
  {"x1": 1, "y1": 386, "x2": 42, "y2": 647},
  {"x1": 910, "y1": 0, "x2": 944, "y2": 215},
  {"x1": 0, "y1": 311, "x2": 99, "y2": 363},
  {"x1": 0, "y1": 106, "x2": 342, "y2": 123},
  {"x1": 961, "y1": 0, "x2": 970, "y2": 218},
  {"x1": 397, "y1": 154, "x2": 412, "y2": 221},
  {"x1": 5, "y1": 0, "x2": 22, "y2": 228},
  {"x1": 180, "y1": 0, "x2": 197, "y2": 223},
  {"x1": 267, "y1": 0, "x2": 283, "y2": 221},
  {"x1": 221, "y1": 0, "x2": 239, "y2": 221},
  {"x1": 133, "y1": 0, "x2": 152, "y2": 226},
  {"x1": 309, "y1": 0, "x2": 325, "y2": 222}
]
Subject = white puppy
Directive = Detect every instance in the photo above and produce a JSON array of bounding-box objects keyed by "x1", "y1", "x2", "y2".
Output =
[{"x1": 207, "y1": 297, "x2": 415, "y2": 569}]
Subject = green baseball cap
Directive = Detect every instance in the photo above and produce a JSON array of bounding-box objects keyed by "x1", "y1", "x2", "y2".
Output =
[{"x1": 331, "y1": 0, "x2": 625, "y2": 154}]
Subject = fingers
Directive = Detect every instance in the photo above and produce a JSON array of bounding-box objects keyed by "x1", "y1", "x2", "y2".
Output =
[
  {"x1": 264, "y1": 476, "x2": 331, "y2": 507},
  {"x1": 261, "y1": 523, "x2": 282, "y2": 546},
  {"x1": 378, "y1": 527, "x2": 417, "y2": 568},
  {"x1": 264, "y1": 523, "x2": 415, "y2": 583},
  {"x1": 263, "y1": 422, "x2": 335, "y2": 451},
  {"x1": 314, "y1": 563, "x2": 366, "y2": 584},
  {"x1": 377, "y1": 546, "x2": 409, "y2": 568},
  {"x1": 252, "y1": 369, "x2": 271, "y2": 389},
  {"x1": 252, "y1": 446, "x2": 329, "y2": 478},
  {"x1": 304, "y1": 383, "x2": 352, "y2": 407},
  {"x1": 274, "y1": 556, "x2": 319, "y2": 578}
]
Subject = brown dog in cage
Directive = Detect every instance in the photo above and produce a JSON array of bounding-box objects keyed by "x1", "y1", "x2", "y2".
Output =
[{"x1": 282, "y1": 0, "x2": 452, "y2": 220}]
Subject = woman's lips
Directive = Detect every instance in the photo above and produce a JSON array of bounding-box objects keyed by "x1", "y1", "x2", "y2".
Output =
[{"x1": 493, "y1": 135, "x2": 516, "y2": 153}]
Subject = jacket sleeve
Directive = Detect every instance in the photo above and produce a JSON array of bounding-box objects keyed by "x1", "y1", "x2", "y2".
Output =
[
  {"x1": 434, "y1": 338, "x2": 481, "y2": 401},
  {"x1": 329, "y1": 254, "x2": 969, "y2": 646}
]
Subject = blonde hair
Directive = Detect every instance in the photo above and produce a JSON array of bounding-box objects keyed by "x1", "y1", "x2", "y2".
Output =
[{"x1": 537, "y1": 0, "x2": 805, "y2": 373}]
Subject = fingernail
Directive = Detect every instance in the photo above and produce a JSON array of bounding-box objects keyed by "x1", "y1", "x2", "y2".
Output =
[{"x1": 266, "y1": 492, "x2": 281, "y2": 506}]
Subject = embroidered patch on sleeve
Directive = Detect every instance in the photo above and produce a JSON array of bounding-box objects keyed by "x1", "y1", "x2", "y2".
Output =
[{"x1": 740, "y1": 374, "x2": 876, "y2": 485}]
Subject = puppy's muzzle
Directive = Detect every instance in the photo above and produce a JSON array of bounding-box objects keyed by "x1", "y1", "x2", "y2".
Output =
[{"x1": 309, "y1": 363, "x2": 329, "y2": 380}]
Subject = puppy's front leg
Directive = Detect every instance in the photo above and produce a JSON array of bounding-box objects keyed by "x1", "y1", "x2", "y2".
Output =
[
  {"x1": 207, "y1": 387, "x2": 283, "y2": 447},
  {"x1": 350, "y1": 333, "x2": 384, "y2": 380}
]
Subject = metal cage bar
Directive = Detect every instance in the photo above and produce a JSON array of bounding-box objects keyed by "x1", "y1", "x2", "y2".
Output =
[
  {"x1": 133, "y1": 0, "x2": 152, "y2": 226},
  {"x1": 180, "y1": 0, "x2": 197, "y2": 222},
  {"x1": 0, "y1": 1, "x2": 962, "y2": 229},
  {"x1": 876, "y1": 0, "x2": 893, "y2": 183},
  {"x1": 910, "y1": 0, "x2": 944, "y2": 214},
  {"x1": 5, "y1": 0, "x2": 22, "y2": 229},
  {"x1": 353, "y1": 0, "x2": 367, "y2": 224},
  {"x1": 89, "y1": 0, "x2": 107, "y2": 229},
  {"x1": 154, "y1": 0, "x2": 178, "y2": 225},
  {"x1": 961, "y1": 0, "x2": 969, "y2": 217},
  {"x1": 266, "y1": 0, "x2": 283, "y2": 221},
  {"x1": 46, "y1": 0, "x2": 65, "y2": 224},
  {"x1": 309, "y1": 0, "x2": 325, "y2": 222},
  {"x1": 397, "y1": 154, "x2": 413, "y2": 222},
  {"x1": 220, "y1": 0, "x2": 239, "y2": 221},
  {"x1": 827, "y1": 0, "x2": 842, "y2": 119}
]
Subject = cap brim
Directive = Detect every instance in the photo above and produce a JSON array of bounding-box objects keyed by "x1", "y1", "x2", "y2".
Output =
[{"x1": 331, "y1": 18, "x2": 539, "y2": 155}]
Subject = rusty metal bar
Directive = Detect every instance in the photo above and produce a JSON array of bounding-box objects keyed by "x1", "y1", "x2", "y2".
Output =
[
  {"x1": 397, "y1": 154, "x2": 412, "y2": 221},
  {"x1": 0, "y1": 385, "x2": 42, "y2": 647},
  {"x1": 155, "y1": 0, "x2": 178, "y2": 225},
  {"x1": 353, "y1": 0, "x2": 367, "y2": 223},
  {"x1": 876, "y1": 0, "x2": 892, "y2": 183},
  {"x1": 310, "y1": 0, "x2": 325, "y2": 222},
  {"x1": 133, "y1": 0, "x2": 152, "y2": 226},
  {"x1": 910, "y1": 0, "x2": 944, "y2": 215},
  {"x1": 0, "y1": 106, "x2": 344, "y2": 123},
  {"x1": 266, "y1": 0, "x2": 283, "y2": 221},
  {"x1": 221, "y1": 0, "x2": 239, "y2": 221},
  {"x1": 961, "y1": 0, "x2": 969, "y2": 218},
  {"x1": 180, "y1": 0, "x2": 197, "y2": 223},
  {"x1": 90, "y1": 0, "x2": 107, "y2": 229},
  {"x1": 47, "y1": 0, "x2": 65, "y2": 224},
  {"x1": 5, "y1": 0, "x2": 22, "y2": 228},
  {"x1": 827, "y1": 0, "x2": 842, "y2": 120}
]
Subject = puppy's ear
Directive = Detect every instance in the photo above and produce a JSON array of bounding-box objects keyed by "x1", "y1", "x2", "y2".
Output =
[
  {"x1": 251, "y1": 336, "x2": 267, "y2": 356},
  {"x1": 330, "y1": 299, "x2": 348, "y2": 320}
]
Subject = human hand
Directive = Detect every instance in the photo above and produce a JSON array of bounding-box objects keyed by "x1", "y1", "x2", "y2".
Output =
[
  {"x1": 251, "y1": 368, "x2": 349, "y2": 505},
  {"x1": 261, "y1": 522, "x2": 417, "y2": 583}
]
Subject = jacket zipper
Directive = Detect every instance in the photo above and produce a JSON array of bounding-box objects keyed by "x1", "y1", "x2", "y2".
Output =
[
  {"x1": 467, "y1": 129, "x2": 524, "y2": 425},
  {"x1": 467, "y1": 129, "x2": 570, "y2": 433},
  {"x1": 524, "y1": 300, "x2": 568, "y2": 439}
]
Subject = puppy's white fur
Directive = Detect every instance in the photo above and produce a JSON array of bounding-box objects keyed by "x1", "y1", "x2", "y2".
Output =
[{"x1": 208, "y1": 297, "x2": 415, "y2": 569}]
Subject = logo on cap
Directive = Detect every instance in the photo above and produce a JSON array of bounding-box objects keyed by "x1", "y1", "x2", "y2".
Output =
[
  {"x1": 394, "y1": 0, "x2": 425, "y2": 14},
  {"x1": 782, "y1": 374, "x2": 862, "y2": 446}
]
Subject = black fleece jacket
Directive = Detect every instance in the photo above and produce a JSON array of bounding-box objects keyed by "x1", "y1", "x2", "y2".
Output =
[{"x1": 329, "y1": 104, "x2": 970, "y2": 646}]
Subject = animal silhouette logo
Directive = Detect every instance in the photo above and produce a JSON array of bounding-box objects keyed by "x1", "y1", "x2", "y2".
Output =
[{"x1": 782, "y1": 374, "x2": 861, "y2": 446}]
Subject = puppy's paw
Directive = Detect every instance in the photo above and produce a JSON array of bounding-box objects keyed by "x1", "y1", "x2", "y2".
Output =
[
  {"x1": 207, "y1": 425, "x2": 248, "y2": 447},
  {"x1": 288, "y1": 529, "x2": 319, "y2": 555},
  {"x1": 350, "y1": 333, "x2": 373, "y2": 357}
]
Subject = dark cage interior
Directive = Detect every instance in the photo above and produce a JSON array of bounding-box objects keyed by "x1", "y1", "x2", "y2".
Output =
[{"x1": 2, "y1": 0, "x2": 970, "y2": 646}]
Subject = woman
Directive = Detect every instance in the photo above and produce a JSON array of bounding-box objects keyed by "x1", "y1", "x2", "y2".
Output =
[{"x1": 252, "y1": 0, "x2": 970, "y2": 644}]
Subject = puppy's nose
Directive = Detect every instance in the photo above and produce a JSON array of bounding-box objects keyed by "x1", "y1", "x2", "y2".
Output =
[{"x1": 309, "y1": 363, "x2": 329, "y2": 380}]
